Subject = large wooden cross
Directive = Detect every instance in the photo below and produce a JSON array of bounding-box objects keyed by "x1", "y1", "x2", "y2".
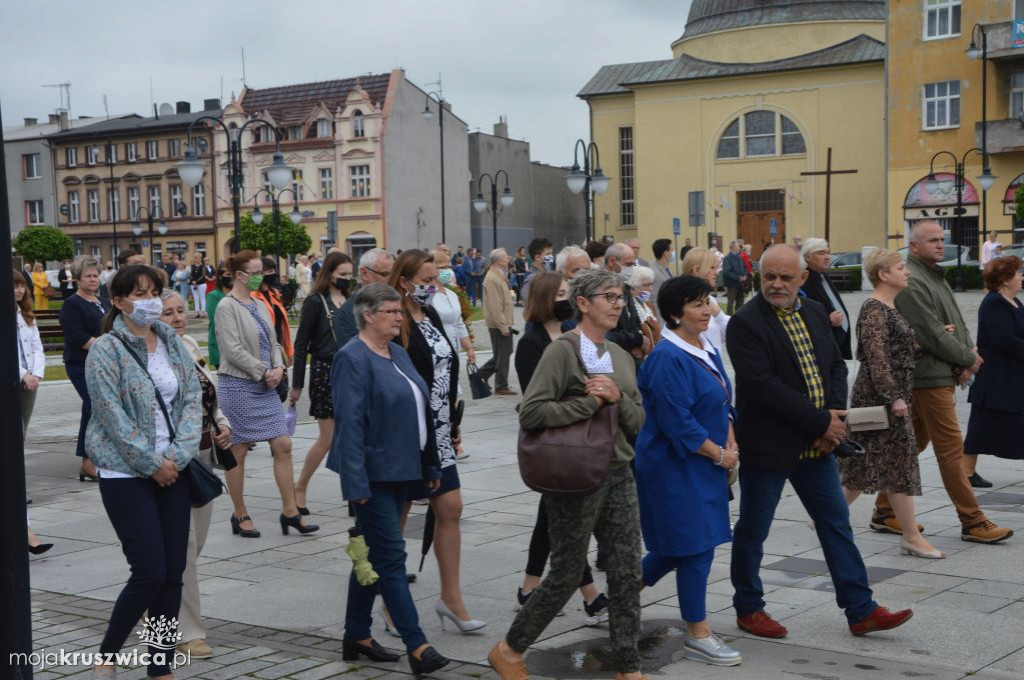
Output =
[{"x1": 800, "y1": 147, "x2": 858, "y2": 242}]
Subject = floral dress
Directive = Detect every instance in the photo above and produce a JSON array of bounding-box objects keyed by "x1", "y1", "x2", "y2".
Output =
[
  {"x1": 417, "y1": 318, "x2": 455, "y2": 469},
  {"x1": 838, "y1": 298, "x2": 922, "y2": 495}
]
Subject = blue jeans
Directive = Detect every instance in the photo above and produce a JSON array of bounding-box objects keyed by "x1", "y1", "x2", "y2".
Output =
[
  {"x1": 99, "y1": 476, "x2": 191, "y2": 677},
  {"x1": 66, "y1": 361, "x2": 90, "y2": 459},
  {"x1": 731, "y1": 455, "x2": 876, "y2": 624},
  {"x1": 345, "y1": 482, "x2": 427, "y2": 653},
  {"x1": 642, "y1": 548, "x2": 715, "y2": 622}
]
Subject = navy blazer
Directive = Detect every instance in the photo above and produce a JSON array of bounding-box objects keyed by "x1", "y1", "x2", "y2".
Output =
[
  {"x1": 726, "y1": 293, "x2": 848, "y2": 470},
  {"x1": 968, "y1": 291, "x2": 1024, "y2": 413},
  {"x1": 327, "y1": 337, "x2": 440, "y2": 500}
]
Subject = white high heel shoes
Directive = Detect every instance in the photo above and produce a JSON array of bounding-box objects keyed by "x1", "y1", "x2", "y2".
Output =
[
  {"x1": 899, "y1": 538, "x2": 945, "y2": 559},
  {"x1": 435, "y1": 599, "x2": 487, "y2": 633}
]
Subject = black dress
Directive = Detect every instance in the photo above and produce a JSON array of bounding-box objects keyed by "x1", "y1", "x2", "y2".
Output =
[{"x1": 964, "y1": 292, "x2": 1024, "y2": 459}]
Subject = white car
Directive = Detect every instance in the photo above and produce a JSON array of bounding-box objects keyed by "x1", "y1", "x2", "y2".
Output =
[{"x1": 897, "y1": 244, "x2": 976, "y2": 267}]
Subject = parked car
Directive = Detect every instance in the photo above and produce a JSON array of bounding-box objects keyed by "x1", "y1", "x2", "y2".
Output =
[
  {"x1": 1000, "y1": 244, "x2": 1024, "y2": 260},
  {"x1": 829, "y1": 251, "x2": 862, "y2": 268},
  {"x1": 897, "y1": 244, "x2": 976, "y2": 267}
]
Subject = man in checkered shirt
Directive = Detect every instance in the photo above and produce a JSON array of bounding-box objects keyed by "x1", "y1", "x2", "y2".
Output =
[{"x1": 725, "y1": 244, "x2": 913, "y2": 640}]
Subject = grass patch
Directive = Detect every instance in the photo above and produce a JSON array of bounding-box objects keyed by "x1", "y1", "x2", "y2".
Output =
[
  {"x1": 44, "y1": 365, "x2": 69, "y2": 381},
  {"x1": 468, "y1": 306, "x2": 484, "y2": 324}
]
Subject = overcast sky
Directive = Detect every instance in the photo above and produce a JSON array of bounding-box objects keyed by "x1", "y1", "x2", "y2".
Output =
[{"x1": 1, "y1": 0, "x2": 691, "y2": 166}]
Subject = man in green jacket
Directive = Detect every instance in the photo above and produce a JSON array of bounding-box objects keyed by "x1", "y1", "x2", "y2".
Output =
[{"x1": 873, "y1": 220, "x2": 1012, "y2": 544}]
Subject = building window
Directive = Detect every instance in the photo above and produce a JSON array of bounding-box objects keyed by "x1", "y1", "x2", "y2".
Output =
[
  {"x1": 106, "y1": 143, "x2": 117, "y2": 164},
  {"x1": 1011, "y1": 72, "x2": 1024, "y2": 119},
  {"x1": 90, "y1": 245, "x2": 102, "y2": 258},
  {"x1": 287, "y1": 126, "x2": 303, "y2": 140},
  {"x1": 619, "y1": 127, "x2": 635, "y2": 227},
  {"x1": 87, "y1": 146, "x2": 100, "y2": 166},
  {"x1": 291, "y1": 170, "x2": 304, "y2": 200},
  {"x1": 925, "y1": 0, "x2": 961, "y2": 40},
  {"x1": 317, "y1": 119, "x2": 333, "y2": 138},
  {"x1": 195, "y1": 242, "x2": 207, "y2": 258},
  {"x1": 169, "y1": 184, "x2": 182, "y2": 215},
  {"x1": 88, "y1": 190, "x2": 100, "y2": 222},
  {"x1": 26, "y1": 200, "x2": 44, "y2": 225},
  {"x1": 1018, "y1": 0, "x2": 1024, "y2": 20},
  {"x1": 350, "y1": 165, "x2": 371, "y2": 197},
  {"x1": 68, "y1": 191, "x2": 80, "y2": 223},
  {"x1": 781, "y1": 115, "x2": 806, "y2": 154},
  {"x1": 923, "y1": 80, "x2": 961, "y2": 129},
  {"x1": 320, "y1": 168, "x2": 334, "y2": 199},
  {"x1": 23, "y1": 153, "x2": 41, "y2": 179},
  {"x1": 149, "y1": 185, "x2": 161, "y2": 214},
  {"x1": 353, "y1": 110, "x2": 365, "y2": 138},
  {"x1": 745, "y1": 110, "x2": 776, "y2": 156},
  {"x1": 107, "y1": 188, "x2": 120, "y2": 222},
  {"x1": 168, "y1": 139, "x2": 181, "y2": 158},
  {"x1": 126, "y1": 142, "x2": 137, "y2": 162},
  {"x1": 192, "y1": 184, "x2": 205, "y2": 216},
  {"x1": 147, "y1": 140, "x2": 159, "y2": 160},
  {"x1": 716, "y1": 120, "x2": 740, "y2": 159},
  {"x1": 66, "y1": 147, "x2": 77, "y2": 168},
  {"x1": 262, "y1": 171, "x2": 272, "y2": 197},
  {"x1": 255, "y1": 126, "x2": 276, "y2": 143},
  {"x1": 128, "y1": 187, "x2": 140, "y2": 219}
]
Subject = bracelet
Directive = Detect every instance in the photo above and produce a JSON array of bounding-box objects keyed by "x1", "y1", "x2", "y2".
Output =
[{"x1": 716, "y1": 446, "x2": 725, "y2": 467}]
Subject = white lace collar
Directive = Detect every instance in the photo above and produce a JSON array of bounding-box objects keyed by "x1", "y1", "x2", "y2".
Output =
[
  {"x1": 662, "y1": 329, "x2": 718, "y2": 372},
  {"x1": 578, "y1": 332, "x2": 614, "y2": 374}
]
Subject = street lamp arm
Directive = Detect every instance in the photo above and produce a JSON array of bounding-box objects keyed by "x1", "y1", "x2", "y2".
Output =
[
  {"x1": 185, "y1": 115, "x2": 231, "y2": 148},
  {"x1": 476, "y1": 173, "x2": 494, "y2": 193},
  {"x1": 237, "y1": 116, "x2": 283, "y2": 144},
  {"x1": 927, "y1": 150, "x2": 959, "y2": 176},
  {"x1": 572, "y1": 138, "x2": 589, "y2": 172},
  {"x1": 587, "y1": 142, "x2": 601, "y2": 172},
  {"x1": 494, "y1": 169, "x2": 511, "y2": 188},
  {"x1": 961, "y1": 147, "x2": 984, "y2": 166}
]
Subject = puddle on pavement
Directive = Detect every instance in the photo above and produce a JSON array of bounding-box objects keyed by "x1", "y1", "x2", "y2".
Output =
[{"x1": 524, "y1": 619, "x2": 690, "y2": 677}]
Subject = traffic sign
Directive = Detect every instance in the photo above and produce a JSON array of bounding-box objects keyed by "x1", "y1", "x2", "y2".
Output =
[
  {"x1": 672, "y1": 217, "x2": 681, "y2": 236},
  {"x1": 769, "y1": 218, "x2": 778, "y2": 237}
]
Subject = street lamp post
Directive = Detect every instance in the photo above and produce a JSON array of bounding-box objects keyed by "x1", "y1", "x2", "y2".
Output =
[
  {"x1": 422, "y1": 82, "x2": 447, "y2": 243},
  {"x1": 251, "y1": 188, "x2": 303, "y2": 278},
  {"x1": 177, "y1": 116, "x2": 292, "y2": 251},
  {"x1": 131, "y1": 205, "x2": 170, "y2": 266},
  {"x1": 967, "y1": 23, "x2": 991, "y2": 243},
  {"x1": 105, "y1": 138, "x2": 119, "y2": 258},
  {"x1": 927, "y1": 148, "x2": 996, "y2": 291},
  {"x1": 473, "y1": 171, "x2": 514, "y2": 251},
  {"x1": 564, "y1": 139, "x2": 610, "y2": 243}
]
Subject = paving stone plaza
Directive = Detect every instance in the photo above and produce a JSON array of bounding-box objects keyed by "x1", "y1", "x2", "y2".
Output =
[{"x1": 21, "y1": 291, "x2": 1024, "y2": 680}]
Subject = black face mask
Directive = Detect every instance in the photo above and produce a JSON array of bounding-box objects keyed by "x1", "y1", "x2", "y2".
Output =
[
  {"x1": 263, "y1": 273, "x2": 279, "y2": 287},
  {"x1": 332, "y1": 278, "x2": 352, "y2": 292},
  {"x1": 554, "y1": 299, "x2": 574, "y2": 322}
]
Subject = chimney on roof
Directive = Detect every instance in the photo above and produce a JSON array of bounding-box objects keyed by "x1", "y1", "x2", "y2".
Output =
[
  {"x1": 494, "y1": 116, "x2": 508, "y2": 139},
  {"x1": 204, "y1": 98, "x2": 221, "y2": 111},
  {"x1": 176, "y1": 101, "x2": 191, "y2": 114},
  {"x1": 24, "y1": 117, "x2": 37, "y2": 127},
  {"x1": 48, "y1": 114, "x2": 60, "y2": 124}
]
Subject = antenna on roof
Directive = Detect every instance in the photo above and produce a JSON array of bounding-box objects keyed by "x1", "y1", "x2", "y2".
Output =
[
  {"x1": 42, "y1": 82, "x2": 71, "y2": 119},
  {"x1": 241, "y1": 47, "x2": 247, "y2": 87},
  {"x1": 149, "y1": 78, "x2": 154, "y2": 116},
  {"x1": 102, "y1": 95, "x2": 110, "y2": 120}
]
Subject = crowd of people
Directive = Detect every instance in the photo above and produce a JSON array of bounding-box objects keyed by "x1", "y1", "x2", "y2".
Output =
[{"x1": 16, "y1": 222, "x2": 1023, "y2": 679}]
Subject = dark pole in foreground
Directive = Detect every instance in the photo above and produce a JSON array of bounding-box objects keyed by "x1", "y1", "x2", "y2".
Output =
[
  {"x1": 955, "y1": 160, "x2": 965, "y2": 292},
  {"x1": 0, "y1": 102, "x2": 36, "y2": 680}
]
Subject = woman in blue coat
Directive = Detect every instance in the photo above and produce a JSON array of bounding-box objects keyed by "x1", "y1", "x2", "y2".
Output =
[{"x1": 636, "y1": 276, "x2": 741, "y2": 667}]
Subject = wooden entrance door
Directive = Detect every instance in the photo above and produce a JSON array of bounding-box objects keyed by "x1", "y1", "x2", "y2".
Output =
[{"x1": 737, "y1": 190, "x2": 786, "y2": 258}]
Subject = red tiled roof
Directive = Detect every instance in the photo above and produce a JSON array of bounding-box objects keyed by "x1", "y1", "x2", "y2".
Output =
[{"x1": 240, "y1": 74, "x2": 391, "y2": 126}]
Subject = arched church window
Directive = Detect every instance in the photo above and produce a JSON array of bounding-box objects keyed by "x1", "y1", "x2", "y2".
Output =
[
  {"x1": 353, "y1": 110, "x2": 365, "y2": 138},
  {"x1": 715, "y1": 111, "x2": 806, "y2": 160}
]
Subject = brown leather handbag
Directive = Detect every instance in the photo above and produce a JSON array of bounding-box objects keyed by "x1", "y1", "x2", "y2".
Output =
[{"x1": 517, "y1": 336, "x2": 619, "y2": 496}]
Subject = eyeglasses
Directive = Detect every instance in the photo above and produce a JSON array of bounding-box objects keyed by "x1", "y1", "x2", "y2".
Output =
[
  {"x1": 588, "y1": 292, "x2": 626, "y2": 305},
  {"x1": 373, "y1": 308, "x2": 403, "y2": 316},
  {"x1": 366, "y1": 267, "x2": 392, "y2": 278}
]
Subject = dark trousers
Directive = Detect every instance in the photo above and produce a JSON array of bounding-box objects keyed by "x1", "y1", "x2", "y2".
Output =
[
  {"x1": 345, "y1": 482, "x2": 428, "y2": 653},
  {"x1": 479, "y1": 329, "x2": 513, "y2": 389},
  {"x1": 642, "y1": 548, "x2": 715, "y2": 622},
  {"x1": 726, "y1": 286, "x2": 745, "y2": 315},
  {"x1": 66, "y1": 361, "x2": 91, "y2": 459},
  {"x1": 469, "y1": 277, "x2": 482, "y2": 305},
  {"x1": 99, "y1": 476, "x2": 191, "y2": 676},
  {"x1": 525, "y1": 499, "x2": 595, "y2": 587},
  {"x1": 731, "y1": 456, "x2": 876, "y2": 624}
]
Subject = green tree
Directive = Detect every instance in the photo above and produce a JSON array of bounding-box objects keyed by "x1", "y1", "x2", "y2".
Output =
[
  {"x1": 1015, "y1": 184, "x2": 1024, "y2": 222},
  {"x1": 13, "y1": 225, "x2": 74, "y2": 264},
  {"x1": 238, "y1": 212, "x2": 312, "y2": 258}
]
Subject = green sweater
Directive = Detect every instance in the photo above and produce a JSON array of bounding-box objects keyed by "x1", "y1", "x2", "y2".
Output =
[
  {"x1": 519, "y1": 331, "x2": 645, "y2": 467},
  {"x1": 206, "y1": 288, "x2": 226, "y2": 367},
  {"x1": 894, "y1": 254, "x2": 975, "y2": 389}
]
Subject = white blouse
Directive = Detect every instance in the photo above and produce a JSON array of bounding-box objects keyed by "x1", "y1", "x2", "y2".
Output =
[
  {"x1": 16, "y1": 310, "x2": 45, "y2": 381},
  {"x1": 432, "y1": 287, "x2": 469, "y2": 349}
]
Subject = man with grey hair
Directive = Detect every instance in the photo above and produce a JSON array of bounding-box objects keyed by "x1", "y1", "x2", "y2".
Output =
[
  {"x1": 727, "y1": 244, "x2": 913, "y2": 639},
  {"x1": 336, "y1": 248, "x2": 394, "y2": 348},
  {"x1": 799, "y1": 237, "x2": 851, "y2": 359},
  {"x1": 625, "y1": 237, "x2": 648, "y2": 267},
  {"x1": 603, "y1": 243, "x2": 646, "y2": 361},
  {"x1": 556, "y1": 245, "x2": 591, "y2": 280},
  {"x1": 723, "y1": 240, "x2": 748, "y2": 314},
  {"x1": 479, "y1": 248, "x2": 516, "y2": 395}
]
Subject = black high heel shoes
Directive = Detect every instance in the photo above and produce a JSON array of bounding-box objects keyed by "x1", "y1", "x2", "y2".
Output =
[{"x1": 280, "y1": 513, "x2": 319, "y2": 535}]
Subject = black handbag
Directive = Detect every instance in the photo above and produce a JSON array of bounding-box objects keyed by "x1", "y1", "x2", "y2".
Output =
[
  {"x1": 203, "y1": 400, "x2": 236, "y2": 471},
  {"x1": 112, "y1": 333, "x2": 225, "y2": 508},
  {"x1": 467, "y1": 363, "x2": 492, "y2": 400}
]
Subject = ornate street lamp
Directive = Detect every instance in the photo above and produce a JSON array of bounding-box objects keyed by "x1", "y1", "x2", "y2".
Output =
[
  {"x1": 251, "y1": 188, "x2": 303, "y2": 277},
  {"x1": 422, "y1": 78, "x2": 447, "y2": 243},
  {"x1": 967, "y1": 23, "x2": 992, "y2": 242},
  {"x1": 473, "y1": 171, "x2": 514, "y2": 251},
  {"x1": 565, "y1": 139, "x2": 610, "y2": 242}
]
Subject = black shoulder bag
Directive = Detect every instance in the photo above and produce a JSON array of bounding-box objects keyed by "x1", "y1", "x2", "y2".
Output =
[{"x1": 111, "y1": 333, "x2": 224, "y2": 508}]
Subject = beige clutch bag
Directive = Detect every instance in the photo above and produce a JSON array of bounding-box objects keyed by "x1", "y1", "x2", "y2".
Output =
[{"x1": 847, "y1": 406, "x2": 889, "y2": 432}]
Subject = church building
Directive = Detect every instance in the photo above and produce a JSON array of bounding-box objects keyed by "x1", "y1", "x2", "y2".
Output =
[{"x1": 579, "y1": 0, "x2": 887, "y2": 257}]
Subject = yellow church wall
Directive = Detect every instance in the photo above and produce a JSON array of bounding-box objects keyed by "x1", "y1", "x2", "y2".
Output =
[
  {"x1": 673, "y1": 21, "x2": 885, "y2": 62},
  {"x1": 590, "y1": 63, "x2": 885, "y2": 255}
]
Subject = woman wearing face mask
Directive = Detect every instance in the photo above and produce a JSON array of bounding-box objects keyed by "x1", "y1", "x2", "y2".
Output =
[
  {"x1": 430, "y1": 251, "x2": 476, "y2": 459},
  {"x1": 628, "y1": 266, "x2": 661, "y2": 361},
  {"x1": 58, "y1": 259, "x2": 77, "y2": 299},
  {"x1": 386, "y1": 249, "x2": 485, "y2": 633},
  {"x1": 159, "y1": 288, "x2": 232, "y2": 658},
  {"x1": 84, "y1": 265, "x2": 202, "y2": 679},
  {"x1": 511, "y1": 272, "x2": 611, "y2": 625},
  {"x1": 251, "y1": 257, "x2": 294, "y2": 392},
  {"x1": 680, "y1": 247, "x2": 729, "y2": 350},
  {"x1": 215, "y1": 251, "x2": 317, "y2": 538},
  {"x1": 289, "y1": 251, "x2": 354, "y2": 515},
  {"x1": 205, "y1": 268, "x2": 233, "y2": 370}
]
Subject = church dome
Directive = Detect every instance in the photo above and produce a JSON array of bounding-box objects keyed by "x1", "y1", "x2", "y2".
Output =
[{"x1": 682, "y1": 0, "x2": 885, "y2": 40}]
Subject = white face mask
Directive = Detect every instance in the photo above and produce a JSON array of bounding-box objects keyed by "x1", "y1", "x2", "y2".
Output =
[
  {"x1": 619, "y1": 265, "x2": 635, "y2": 283},
  {"x1": 125, "y1": 297, "x2": 163, "y2": 327}
]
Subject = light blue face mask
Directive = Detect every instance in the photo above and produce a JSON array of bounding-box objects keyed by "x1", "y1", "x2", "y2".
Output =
[
  {"x1": 126, "y1": 297, "x2": 163, "y2": 327},
  {"x1": 438, "y1": 268, "x2": 455, "y2": 286}
]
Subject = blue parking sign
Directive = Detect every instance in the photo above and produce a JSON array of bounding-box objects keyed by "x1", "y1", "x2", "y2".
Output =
[{"x1": 672, "y1": 217, "x2": 681, "y2": 236}]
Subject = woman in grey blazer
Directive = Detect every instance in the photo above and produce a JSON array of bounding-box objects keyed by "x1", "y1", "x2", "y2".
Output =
[{"x1": 327, "y1": 283, "x2": 449, "y2": 676}]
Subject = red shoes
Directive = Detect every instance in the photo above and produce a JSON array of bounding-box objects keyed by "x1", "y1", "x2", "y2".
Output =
[
  {"x1": 736, "y1": 610, "x2": 788, "y2": 638},
  {"x1": 849, "y1": 605, "x2": 914, "y2": 636}
]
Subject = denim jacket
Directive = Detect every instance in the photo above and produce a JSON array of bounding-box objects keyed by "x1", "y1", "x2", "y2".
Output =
[{"x1": 85, "y1": 315, "x2": 202, "y2": 477}]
